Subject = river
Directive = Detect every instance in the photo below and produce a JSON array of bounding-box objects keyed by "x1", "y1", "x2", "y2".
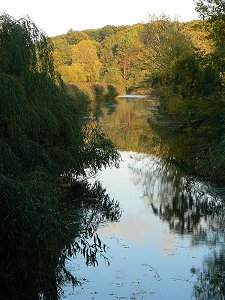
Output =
[{"x1": 63, "y1": 96, "x2": 225, "y2": 300}]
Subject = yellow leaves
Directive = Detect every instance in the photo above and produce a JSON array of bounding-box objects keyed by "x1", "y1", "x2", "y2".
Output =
[
  {"x1": 182, "y1": 20, "x2": 213, "y2": 54},
  {"x1": 58, "y1": 64, "x2": 87, "y2": 83},
  {"x1": 56, "y1": 40, "x2": 102, "y2": 83},
  {"x1": 70, "y1": 40, "x2": 102, "y2": 82},
  {"x1": 219, "y1": 72, "x2": 225, "y2": 85},
  {"x1": 53, "y1": 38, "x2": 102, "y2": 83}
]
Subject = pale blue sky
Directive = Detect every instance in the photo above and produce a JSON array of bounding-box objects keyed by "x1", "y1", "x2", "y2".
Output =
[{"x1": 1, "y1": 0, "x2": 199, "y2": 36}]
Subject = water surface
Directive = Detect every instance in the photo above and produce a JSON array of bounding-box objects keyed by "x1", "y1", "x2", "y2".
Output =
[{"x1": 64, "y1": 97, "x2": 225, "y2": 299}]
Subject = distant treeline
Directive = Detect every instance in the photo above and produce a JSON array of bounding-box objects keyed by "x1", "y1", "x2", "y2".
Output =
[
  {"x1": 51, "y1": 0, "x2": 225, "y2": 180},
  {"x1": 51, "y1": 18, "x2": 211, "y2": 92}
]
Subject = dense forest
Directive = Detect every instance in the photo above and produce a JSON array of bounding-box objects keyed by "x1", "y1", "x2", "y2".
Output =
[
  {"x1": 52, "y1": 0, "x2": 225, "y2": 181},
  {"x1": 0, "y1": 0, "x2": 225, "y2": 299},
  {"x1": 51, "y1": 15, "x2": 212, "y2": 92}
]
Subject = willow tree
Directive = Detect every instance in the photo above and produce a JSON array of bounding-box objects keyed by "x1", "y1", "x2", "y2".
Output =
[{"x1": 0, "y1": 14, "x2": 120, "y2": 300}]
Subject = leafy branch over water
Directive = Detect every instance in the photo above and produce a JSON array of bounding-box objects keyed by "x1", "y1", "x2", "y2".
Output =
[{"x1": 0, "y1": 14, "x2": 121, "y2": 299}]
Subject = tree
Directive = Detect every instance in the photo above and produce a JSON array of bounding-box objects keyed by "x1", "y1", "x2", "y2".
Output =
[
  {"x1": 182, "y1": 20, "x2": 213, "y2": 55},
  {"x1": 142, "y1": 16, "x2": 195, "y2": 75},
  {"x1": 195, "y1": 0, "x2": 225, "y2": 19},
  {"x1": 0, "y1": 14, "x2": 120, "y2": 299},
  {"x1": 52, "y1": 35, "x2": 72, "y2": 67},
  {"x1": 84, "y1": 25, "x2": 124, "y2": 42},
  {"x1": 66, "y1": 29, "x2": 90, "y2": 44},
  {"x1": 99, "y1": 25, "x2": 145, "y2": 89},
  {"x1": 195, "y1": 0, "x2": 225, "y2": 44},
  {"x1": 195, "y1": 0, "x2": 225, "y2": 75},
  {"x1": 71, "y1": 40, "x2": 102, "y2": 82},
  {"x1": 58, "y1": 63, "x2": 87, "y2": 82}
]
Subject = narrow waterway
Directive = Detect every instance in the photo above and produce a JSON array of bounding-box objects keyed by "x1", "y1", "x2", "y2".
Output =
[{"x1": 64, "y1": 97, "x2": 225, "y2": 300}]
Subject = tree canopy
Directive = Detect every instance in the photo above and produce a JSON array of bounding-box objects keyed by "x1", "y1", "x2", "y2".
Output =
[{"x1": 195, "y1": 0, "x2": 225, "y2": 44}]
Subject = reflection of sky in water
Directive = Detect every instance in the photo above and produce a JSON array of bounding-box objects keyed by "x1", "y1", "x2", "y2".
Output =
[{"x1": 63, "y1": 151, "x2": 225, "y2": 300}]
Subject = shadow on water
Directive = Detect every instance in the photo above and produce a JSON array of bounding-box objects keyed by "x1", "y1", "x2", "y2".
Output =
[{"x1": 0, "y1": 179, "x2": 121, "y2": 300}]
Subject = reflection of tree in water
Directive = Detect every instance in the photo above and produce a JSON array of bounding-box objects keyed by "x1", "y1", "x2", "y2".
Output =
[
  {"x1": 91, "y1": 84, "x2": 119, "y2": 117},
  {"x1": 92, "y1": 95, "x2": 118, "y2": 118},
  {"x1": 0, "y1": 180, "x2": 121, "y2": 300},
  {"x1": 99, "y1": 97, "x2": 195, "y2": 165},
  {"x1": 128, "y1": 153, "x2": 225, "y2": 236},
  {"x1": 99, "y1": 98, "x2": 160, "y2": 153},
  {"x1": 98, "y1": 96, "x2": 225, "y2": 298},
  {"x1": 66, "y1": 180, "x2": 121, "y2": 238},
  {"x1": 192, "y1": 249, "x2": 225, "y2": 299},
  {"x1": 128, "y1": 153, "x2": 225, "y2": 299}
]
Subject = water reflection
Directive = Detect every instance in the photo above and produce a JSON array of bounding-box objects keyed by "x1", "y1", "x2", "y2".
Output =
[
  {"x1": 63, "y1": 97, "x2": 225, "y2": 299},
  {"x1": 91, "y1": 87, "x2": 118, "y2": 117},
  {"x1": 64, "y1": 151, "x2": 225, "y2": 300},
  {"x1": 129, "y1": 153, "x2": 225, "y2": 237},
  {"x1": 193, "y1": 249, "x2": 225, "y2": 299},
  {"x1": 99, "y1": 97, "x2": 225, "y2": 299},
  {"x1": 129, "y1": 152, "x2": 225, "y2": 299},
  {"x1": 98, "y1": 97, "x2": 225, "y2": 241},
  {"x1": 0, "y1": 180, "x2": 121, "y2": 300},
  {"x1": 99, "y1": 98, "x2": 158, "y2": 153},
  {"x1": 99, "y1": 97, "x2": 194, "y2": 169}
]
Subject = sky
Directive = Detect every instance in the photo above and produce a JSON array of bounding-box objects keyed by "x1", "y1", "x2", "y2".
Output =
[{"x1": 1, "y1": 0, "x2": 199, "y2": 36}]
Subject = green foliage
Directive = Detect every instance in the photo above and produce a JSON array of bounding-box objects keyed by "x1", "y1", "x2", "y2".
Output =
[
  {"x1": 194, "y1": 0, "x2": 225, "y2": 72},
  {"x1": 66, "y1": 29, "x2": 90, "y2": 44},
  {"x1": 83, "y1": 25, "x2": 126, "y2": 42},
  {"x1": 195, "y1": 0, "x2": 225, "y2": 17},
  {"x1": 51, "y1": 30, "x2": 91, "y2": 67},
  {"x1": 0, "y1": 14, "x2": 121, "y2": 299},
  {"x1": 58, "y1": 63, "x2": 87, "y2": 83},
  {"x1": 142, "y1": 17, "x2": 195, "y2": 75},
  {"x1": 0, "y1": 174, "x2": 121, "y2": 299},
  {"x1": 182, "y1": 20, "x2": 213, "y2": 54},
  {"x1": 0, "y1": 15, "x2": 54, "y2": 78},
  {"x1": 49, "y1": 14, "x2": 225, "y2": 179},
  {"x1": 0, "y1": 15, "x2": 119, "y2": 178},
  {"x1": 141, "y1": 14, "x2": 225, "y2": 179},
  {"x1": 99, "y1": 25, "x2": 146, "y2": 89},
  {"x1": 51, "y1": 24, "x2": 146, "y2": 90},
  {"x1": 91, "y1": 84, "x2": 119, "y2": 103},
  {"x1": 90, "y1": 84, "x2": 119, "y2": 116},
  {"x1": 195, "y1": 0, "x2": 225, "y2": 45},
  {"x1": 51, "y1": 35, "x2": 72, "y2": 67},
  {"x1": 106, "y1": 84, "x2": 119, "y2": 100},
  {"x1": 92, "y1": 84, "x2": 105, "y2": 99}
]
